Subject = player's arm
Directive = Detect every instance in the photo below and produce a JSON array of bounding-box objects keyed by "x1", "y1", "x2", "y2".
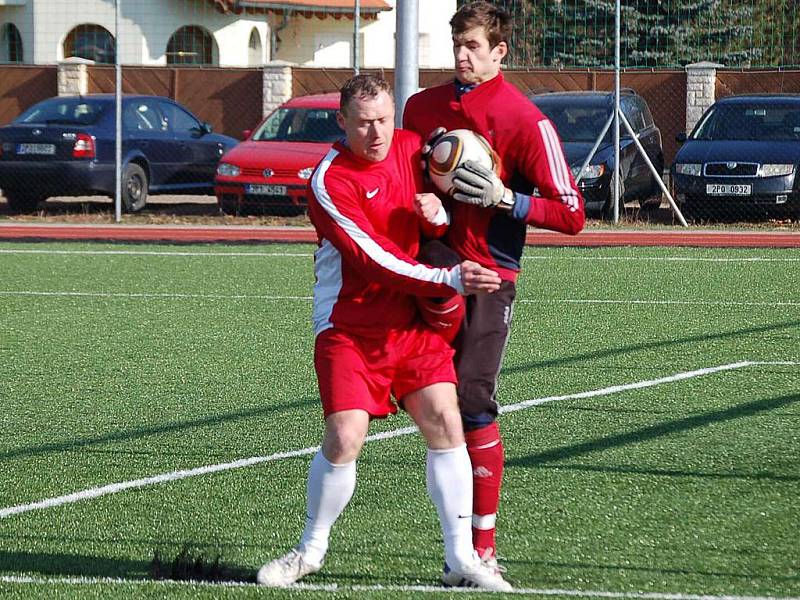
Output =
[
  {"x1": 310, "y1": 170, "x2": 496, "y2": 296},
  {"x1": 449, "y1": 119, "x2": 585, "y2": 235}
]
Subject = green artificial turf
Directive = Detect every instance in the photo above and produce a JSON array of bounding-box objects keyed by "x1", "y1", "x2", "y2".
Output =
[{"x1": 0, "y1": 242, "x2": 797, "y2": 599}]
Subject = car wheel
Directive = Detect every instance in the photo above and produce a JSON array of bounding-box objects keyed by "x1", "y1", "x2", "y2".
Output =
[
  {"x1": 218, "y1": 195, "x2": 240, "y2": 216},
  {"x1": 4, "y1": 189, "x2": 45, "y2": 214},
  {"x1": 122, "y1": 163, "x2": 148, "y2": 213},
  {"x1": 602, "y1": 174, "x2": 625, "y2": 219}
]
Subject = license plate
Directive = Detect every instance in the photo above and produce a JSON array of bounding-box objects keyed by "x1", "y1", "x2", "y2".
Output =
[
  {"x1": 17, "y1": 143, "x2": 55, "y2": 155},
  {"x1": 706, "y1": 183, "x2": 751, "y2": 196},
  {"x1": 245, "y1": 184, "x2": 287, "y2": 195}
]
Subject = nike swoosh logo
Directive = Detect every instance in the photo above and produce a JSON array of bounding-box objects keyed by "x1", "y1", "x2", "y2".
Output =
[
  {"x1": 366, "y1": 187, "x2": 379, "y2": 199},
  {"x1": 457, "y1": 514, "x2": 471, "y2": 519}
]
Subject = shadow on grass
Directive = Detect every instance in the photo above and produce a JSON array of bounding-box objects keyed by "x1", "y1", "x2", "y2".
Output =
[
  {"x1": 1, "y1": 396, "x2": 319, "y2": 462},
  {"x1": 0, "y1": 547, "x2": 256, "y2": 584},
  {"x1": 507, "y1": 392, "x2": 800, "y2": 482},
  {"x1": 502, "y1": 319, "x2": 800, "y2": 378},
  {"x1": 0, "y1": 549, "x2": 149, "y2": 579}
]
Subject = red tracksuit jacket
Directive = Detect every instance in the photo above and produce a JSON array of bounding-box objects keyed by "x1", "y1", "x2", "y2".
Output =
[{"x1": 403, "y1": 72, "x2": 585, "y2": 282}]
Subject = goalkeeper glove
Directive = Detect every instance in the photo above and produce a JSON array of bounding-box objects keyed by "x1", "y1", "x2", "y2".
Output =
[{"x1": 452, "y1": 160, "x2": 514, "y2": 210}]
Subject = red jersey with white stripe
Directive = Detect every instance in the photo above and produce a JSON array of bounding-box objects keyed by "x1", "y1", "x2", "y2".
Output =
[
  {"x1": 308, "y1": 128, "x2": 461, "y2": 338},
  {"x1": 403, "y1": 72, "x2": 585, "y2": 282}
]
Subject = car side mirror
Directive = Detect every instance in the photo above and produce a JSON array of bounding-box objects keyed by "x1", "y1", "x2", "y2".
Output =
[
  {"x1": 201, "y1": 122, "x2": 213, "y2": 134},
  {"x1": 675, "y1": 131, "x2": 687, "y2": 144},
  {"x1": 242, "y1": 129, "x2": 252, "y2": 140}
]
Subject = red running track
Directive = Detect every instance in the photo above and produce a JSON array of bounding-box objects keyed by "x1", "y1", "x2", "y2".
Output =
[{"x1": 0, "y1": 223, "x2": 797, "y2": 247}]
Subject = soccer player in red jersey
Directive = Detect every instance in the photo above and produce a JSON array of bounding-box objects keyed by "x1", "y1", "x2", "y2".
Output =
[
  {"x1": 403, "y1": 1, "x2": 586, "y2": 576},
  {"x1": 256, "y1": 74, "x2": 511, "y2": 591}
]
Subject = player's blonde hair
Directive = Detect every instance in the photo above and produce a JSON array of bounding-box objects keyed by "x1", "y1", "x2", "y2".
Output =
[{"x1": 339, "y1": 74, "x2": 393, "y2": 116}]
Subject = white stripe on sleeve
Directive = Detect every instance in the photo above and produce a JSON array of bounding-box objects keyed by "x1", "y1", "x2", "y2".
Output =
[
  {"x1": 538, "y1": 120, "x2": 581, "y2": 212},
  {"x1": 310, "y1": 149, "x2": 464, "y2": 294}
]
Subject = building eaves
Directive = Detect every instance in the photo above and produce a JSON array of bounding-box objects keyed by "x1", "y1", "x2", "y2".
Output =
[{"x1": 212, "y1": 0, "x2": 392, "y2": 15}]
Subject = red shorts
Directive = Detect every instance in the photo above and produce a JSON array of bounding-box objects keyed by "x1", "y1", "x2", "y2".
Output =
[{"x1": 314, "y1": 325, "x2": 457, "y2": 419}]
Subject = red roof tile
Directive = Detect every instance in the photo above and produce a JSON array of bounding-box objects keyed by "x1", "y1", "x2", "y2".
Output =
[{"x1": 214, "y1": 0, "x2": 391, "y2": 13}]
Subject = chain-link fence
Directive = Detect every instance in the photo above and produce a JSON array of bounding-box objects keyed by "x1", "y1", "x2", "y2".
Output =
[
  {"x1": 1, "y1": 0, "x2": 799, "y2": 224},
  {"x1": 492, "y1": 0, "x2": 800, "y2": 70}
]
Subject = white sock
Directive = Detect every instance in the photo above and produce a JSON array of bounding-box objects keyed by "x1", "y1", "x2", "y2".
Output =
[
  {"x1": 426, "y1": 443, "x2": 476, "y2": 571},
  {"x1": 298, "y1": 450, "x2": 356, "y2": 566}
]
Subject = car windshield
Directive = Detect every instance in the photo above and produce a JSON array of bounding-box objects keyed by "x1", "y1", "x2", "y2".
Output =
[
  {"x1": 253, "y1": 108, "x2": 342, "y2": 143},
  {"x1": 692, "y1": 104, "x2": 800, "y2": 141},
  {"x1": 15, "y1": 99, "x2": 108, "y2": 126},
  {"x1": 534, "y1": 101, "x2": 613, "y2": 143}
]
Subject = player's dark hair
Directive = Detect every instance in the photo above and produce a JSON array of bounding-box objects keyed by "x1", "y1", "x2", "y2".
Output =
[
  {"x1": 339, "y1": 74, "x2": 393, "y2": 115},
  {"x1": 450, "y1": 1, "x2": 511, "y2": 49}
]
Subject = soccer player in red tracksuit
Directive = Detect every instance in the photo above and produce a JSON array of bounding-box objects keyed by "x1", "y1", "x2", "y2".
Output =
[
  {"x1": 403, "y1": 1, "x2": 585, "y2": 570},
  {"x1": 257, "y1": 74, "x2": 512, "y2": 591}
]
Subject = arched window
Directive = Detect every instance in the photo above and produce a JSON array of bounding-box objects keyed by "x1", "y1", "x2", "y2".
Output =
[
  {"x1": 248, "y1": 28, "x2": 262, "y2": 66},
  {"x1": 166, "y1": 26, "x2": 216, "y2": 65},
  {"x1": 1, "y1": 23, "x2": 23, "y2": 63},
  {"x1": 64, "y1": 24, "x2": 115, "y2": 64}
]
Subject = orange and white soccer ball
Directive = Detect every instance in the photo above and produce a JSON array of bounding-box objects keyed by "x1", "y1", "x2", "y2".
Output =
[{"x1": 427, "y1": 129, "x2": 498, "y2": 197}]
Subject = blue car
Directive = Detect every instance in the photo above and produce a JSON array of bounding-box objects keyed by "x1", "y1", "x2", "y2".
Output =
[
  {"x1": 672, "y1": 94, "x2": 800, "y2": 220},
  {"x1": 531, "y1": 90, "x2": 664, "y2": 217},
  {"x1": 0, "y1": 94, "x2": 238, "y2": 213}
]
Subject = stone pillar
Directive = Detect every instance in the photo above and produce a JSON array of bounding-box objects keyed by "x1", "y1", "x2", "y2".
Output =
[
  {"x1": 685, "y1": 61, "x2": 722, "y2": 134},
  {"x1": 262, "y1": 61, "x2": 294, "y2": 117},
  {"x1": 57, "y1": 58, "x2": 92, "y2": 96}
]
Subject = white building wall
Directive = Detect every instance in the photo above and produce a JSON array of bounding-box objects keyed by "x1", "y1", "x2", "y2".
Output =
[
  {"x1": 1, "y1": 0, "x2": 453, "y2": 68},
  {"x1": 14, "y1": 0, "x2": 267, "y2": 66},
  {"x1": 274, "y1": 0, "x2": 455, "y2": 69},
  {"x1": 0, "y1": 4, "x2": 30, "y2": 62},
  {"x1": 361, "y1": 0, "x2": 456, "y2": 69}
]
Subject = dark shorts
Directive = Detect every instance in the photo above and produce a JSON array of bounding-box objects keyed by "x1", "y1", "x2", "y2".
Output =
[{"x1": 454, "y1": 280, "x2": 516, "y2": 430}]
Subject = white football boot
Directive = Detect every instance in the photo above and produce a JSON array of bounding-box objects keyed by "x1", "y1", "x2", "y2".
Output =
[
  {"x1": 442, "y1": 553, "x2": 513, "y2": 592},
  {"x1": 256, "y1": 547, "x2": 322, "y2": 587}
]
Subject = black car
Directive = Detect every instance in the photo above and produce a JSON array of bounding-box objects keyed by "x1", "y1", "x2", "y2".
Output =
[
  {"x1": 0, "y1": 94, "x2": 238, "y2": 213},
  {"x1": 530, "y1": 90, "x2": 664, "y2": 217},
  {"x1": 671, "y1": 94, "x2": 800, "y2": 220}
]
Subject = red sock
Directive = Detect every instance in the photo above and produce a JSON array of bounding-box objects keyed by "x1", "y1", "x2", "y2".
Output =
[{"x1": 464, "y1": 422, "x2": 504, "y2": 558}]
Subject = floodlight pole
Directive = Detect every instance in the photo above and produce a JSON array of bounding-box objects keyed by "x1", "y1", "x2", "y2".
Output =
[
  {"x1": 613, "y1": 0, "x2": 620, "y2": 223},
  {"x1": 114, "y1": 0, "x2": 122, "y2": 222},
  {"x1": 394, "y1": 0, "x2": 418, "y2": 127},
  {"x1": 353, "y1": 0, "x2": 360, "y2": 74}
]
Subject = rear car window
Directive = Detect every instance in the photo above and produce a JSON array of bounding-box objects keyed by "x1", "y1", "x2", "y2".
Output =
[
  {"x1": 15, "y1": 99, "x2": 108, "y2": 126},
  {"x1": 253, "y1": 108, "x2": 342, "y2": 143}
]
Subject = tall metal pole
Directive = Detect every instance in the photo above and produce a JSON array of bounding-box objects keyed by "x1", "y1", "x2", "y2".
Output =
[
  {"x1": 613, "y1": 0, "x2": 621, "y2": 222},
  {"x1": 114, "y1": 0, "x2": 122, "y2": 222},
  {"x1": 353, "y1": 0, "x2": 360, "y2": 74},
  {"x1": 394, "y1": 0, "x2": 418, "y2": 127}
]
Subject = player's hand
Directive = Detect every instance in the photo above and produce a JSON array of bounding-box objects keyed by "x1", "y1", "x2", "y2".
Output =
[
  {"x1": 420, "y1": 126, "x2": 447, "y2": 178},
  {"x1": 452, "y1": 160, "x2": 514, "y2": 209},
  {"x1": 459, "y1": 260, "x2": 501, "y2": 295},
  {"x1": 414, "y1": 193, "x2": 444, "y2": 224}
]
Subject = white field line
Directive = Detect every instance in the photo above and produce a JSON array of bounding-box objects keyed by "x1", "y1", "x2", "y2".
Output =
[
  {"x1": 2, "y1": 360, "x2": 797, "y2": 521},
  {"x1": 517, "y1": 299, "x2": 800, "y2": 307},
  {"x1": 0, "y1": 290, "x2": 313, "y2": 301},
  {"x1": 0, "y1": 249, "x2": 313, "y2": 257},
  {"x1": 1, "y1": 290, "x2": 797, "y2": 307},
  {"x1": 2, "y1": 575, "x2": 799, "y2": 600},
  {"x1": 0, "y1": 248, "x2": 798, "y2": 262}
]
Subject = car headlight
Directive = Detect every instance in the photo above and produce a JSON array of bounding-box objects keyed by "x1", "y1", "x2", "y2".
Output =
[
  {"x1": 571, "y1": 164, "x2": 605, "y2": 179},
  {"x1": 675, "y1": 163, "x2": 702, "y2": 176},
  {"x1": 216, "y1": 162, "x2": 241, "y2": 177},
  {"x1": 758, "y1": 164, "x2": 794, "y2": 177},
  {"x1": 298, "y1": 167, "x2": 315, "y2": 180}
]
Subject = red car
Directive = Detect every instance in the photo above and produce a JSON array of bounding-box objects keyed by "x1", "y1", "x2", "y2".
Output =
[{"x1": 215, "y1": 93, "x2": 342, "y2": 215}]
